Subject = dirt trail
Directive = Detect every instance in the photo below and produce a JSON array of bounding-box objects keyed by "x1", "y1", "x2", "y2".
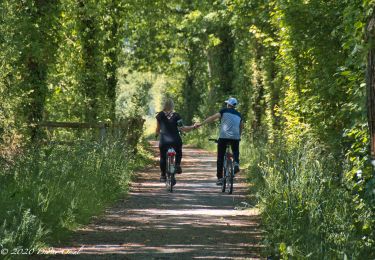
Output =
[{"x1": 50, "y1": 142, "x2": 262, "y2": 259}]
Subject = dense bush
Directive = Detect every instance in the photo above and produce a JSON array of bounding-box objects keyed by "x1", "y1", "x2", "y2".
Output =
[
  {"x1": 245, "y1": 138, "x2": 375, "y2": 259},
  {"x1": 0, "y1": 141, "x2": 150, "y2": 258}
]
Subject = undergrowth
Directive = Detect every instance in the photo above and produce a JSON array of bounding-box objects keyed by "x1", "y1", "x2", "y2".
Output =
[
  {"x1": 245, "y1": 139, "x2": 375, "y2": 259},
  {"x1": 0, "y1": 140, "x2": 151, "y2": 259},
  {"x1": 186, "y1": 129, "x2": 375, "y2": 258}
]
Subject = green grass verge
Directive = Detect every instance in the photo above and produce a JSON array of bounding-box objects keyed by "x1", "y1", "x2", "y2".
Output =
[
  {"x1": 186, "y1": 129, "x2": 374, "y2": 258},
  {"x1": 244, "y1": 139, "x2": 375, "y2": 259},
  {"x1": 0, "y1": 140, "x2": 152, "y2": 259}
]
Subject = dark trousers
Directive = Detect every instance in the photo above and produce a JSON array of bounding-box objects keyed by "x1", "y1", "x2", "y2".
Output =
[
  {"x1": 217, "y1": 138, "x2": 240, "y2": 179},
  {"x1": 159, "y1": 143, "x2": 182, "y2": 177}
]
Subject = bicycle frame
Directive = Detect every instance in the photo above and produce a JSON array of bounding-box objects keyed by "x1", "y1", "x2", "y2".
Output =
[
  {"x1": 166, "y1": 148, "x2": 176, "y2": 192},
  {"x1": 222, "y1": 144, "x2": 234, "y2": 194},
  {"x1": 209, "y1": 139, "x2": 235, "y2": 194}
]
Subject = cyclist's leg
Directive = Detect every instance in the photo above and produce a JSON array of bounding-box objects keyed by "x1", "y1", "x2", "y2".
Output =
[
  {"x1": 159, "y1": 144, "x2": 168, "y2": 179},
  {"x1": 217, "y1": 138, "x2": 227, "y2": 180},
  {"x1": 230, "y1": 139, "x2": 240, "y2": 173},
  {"x1": 173, "y1": 143, "x2": 183, "y2": 174}
]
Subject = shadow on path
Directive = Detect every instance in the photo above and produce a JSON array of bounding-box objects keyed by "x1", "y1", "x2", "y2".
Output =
[{"x1": 48, "y1": 142, "x2": 262, "y2": 259}]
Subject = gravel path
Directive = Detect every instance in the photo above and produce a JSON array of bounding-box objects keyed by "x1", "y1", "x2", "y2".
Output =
[{"x1": 49, "y1": 142, "x2": 262, "y2": 259}]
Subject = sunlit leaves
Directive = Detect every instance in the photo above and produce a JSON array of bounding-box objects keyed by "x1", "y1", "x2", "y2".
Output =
[{"x1": 208, "y1": 34, "x2": 222, "y2": 47}]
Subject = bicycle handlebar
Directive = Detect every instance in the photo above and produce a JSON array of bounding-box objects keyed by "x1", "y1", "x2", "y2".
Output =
[{"x1": 208, "y1": 138, "x2": 218, "y2": 143}]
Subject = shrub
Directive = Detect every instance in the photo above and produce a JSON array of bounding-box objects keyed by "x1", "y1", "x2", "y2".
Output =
[
  {"x1": 246, "y1": 139, "x2": 375, "y2": 259},
  {"x1": 0, "y1": 140, "x2": 150, "y2": 257}
]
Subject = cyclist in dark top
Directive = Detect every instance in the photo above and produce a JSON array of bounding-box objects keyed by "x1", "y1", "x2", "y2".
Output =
[
  {"x1": 195, "y1": 97, "x2": 243, "y2": 185},
  {"x1": 155, "y1": 98, "x2": 196, "y2": 182}
]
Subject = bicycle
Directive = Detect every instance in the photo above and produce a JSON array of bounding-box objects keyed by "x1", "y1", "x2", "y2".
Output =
[
  {"x1": 209, "y1": 138, "x2": 234, "y2": 194},
  {"x1": 165, "y1": 147, "x2": 177, "y2": 192}
]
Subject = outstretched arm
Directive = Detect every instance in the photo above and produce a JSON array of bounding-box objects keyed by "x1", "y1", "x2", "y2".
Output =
[
  {"x1": 197, "y1": 113, "x2": 221, "y2": 127},
  {"x1": 179, "y1": 125, "x2": 196, "y2": 132}
]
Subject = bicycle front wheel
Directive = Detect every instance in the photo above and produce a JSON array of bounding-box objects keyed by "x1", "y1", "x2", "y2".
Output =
[
  {"x1": 222, "y1": 163, "x2": 227, "y2": 193},
  {"x1": 226, "y1": 160, "x2": 234, "y2": 194}
]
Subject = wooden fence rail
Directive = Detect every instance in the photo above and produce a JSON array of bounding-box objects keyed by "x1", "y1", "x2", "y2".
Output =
[
  {"x1": 38, "y1": 121, "x2": 107, "y2": 129},
  {"x1": 38, "y1": 121, "x2": 130, "y2": 129},
  {"x1": 37, "y1": 118, "x2": 145, "y2": 150}
]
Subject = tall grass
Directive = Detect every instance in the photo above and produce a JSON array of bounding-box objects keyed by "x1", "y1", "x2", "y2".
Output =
[
  {"x1": 0, "y1": 140, "x2": 150, "y2": 258},
  {"x1": 244, "y1": 139, "x2": 375, "y2": 259},
  {"x1": 186, "y1": 129, "x2": 374, "y2": 258}
]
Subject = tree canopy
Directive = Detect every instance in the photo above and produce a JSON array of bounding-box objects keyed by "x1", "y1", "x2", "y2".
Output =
[{"x1": 1, "y1": 0, "x2": 374, "y2": 258}]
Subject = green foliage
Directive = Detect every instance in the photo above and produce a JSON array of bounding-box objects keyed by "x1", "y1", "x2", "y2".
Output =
[
  {"x1": 0, "y1": 0, "x2": 61, "y2": 140},
  {"x1": 0, "y1": 0, "x2": 130, "y2": 145},
  {"x1": 0, "y1": 208, "x2": 46, "y2": 258},
  {"x1": 246, "y1": 138, "x2": 375, "y2": 259},
  {"x1": 0, "y1": 141, "x2": 151, "y2": 254},
  {"x1": 116, "y1": 69, "x2": 152, "y2": 119},
  {"x1": 2, "y1": 0, "x2": 375, "y2": 257},
  {"x1": 178, "y1": 1, "x2": 375, "y2": 257}
]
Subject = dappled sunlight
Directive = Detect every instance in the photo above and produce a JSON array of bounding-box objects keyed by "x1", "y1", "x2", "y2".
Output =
[
  {"x1": 132, "y1": 208, "x2": 257, "y2": 217},
  {"x1": 49, "y1": 143, "x2": 261, "y2": 259},
  {"x1": 62, "y1": 242, "x2": 262, "y2": 258}
]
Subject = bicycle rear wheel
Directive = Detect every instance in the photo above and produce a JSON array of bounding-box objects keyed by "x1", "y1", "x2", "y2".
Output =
[
  {"x1": 165, "y1": 152, "x2": 175, "y2": 192},
  {"x1": 221, "y1": 176, "x2": 226, "y2": 192},
  {"x1": 222, "y1": 161, "x2": 227, "y2": 193},
  {"x1": 165, "y1": 172, "x2": 173, "y2": 192},
  {"x1": 226, "y1": 160, "x2": 234, "y2": 194}
]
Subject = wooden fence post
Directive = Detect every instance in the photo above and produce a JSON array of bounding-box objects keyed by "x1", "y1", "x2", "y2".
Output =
[{"x1": 99, "y1": 123, "x2": 106, "y2": 142}]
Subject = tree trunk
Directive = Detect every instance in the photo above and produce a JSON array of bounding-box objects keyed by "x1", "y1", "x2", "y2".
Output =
[
  {"x1": 22, "y1": 0, "x2": 59, "y2": 141},
  {"x1": 104, "y1": 0, "x2": 123, "y2": 122},
  {"x1": 366, "y1": 11, "x2": 375, "y2": 159},
  {"x1": 217, "y1": 25, "x2": 235, "y2": 95},
  {"x1": 77, "y1": 0, "x2": 102, "y2": 123},
  {"x1": 25, "y1": 58, "x2": 48, "y2": 141},
  {"x1": 251, "y1": 40, "x2": 265, "y2": 134},
  {"x1": 182, "y1": 42, "x2": 202, "y2": 125}
]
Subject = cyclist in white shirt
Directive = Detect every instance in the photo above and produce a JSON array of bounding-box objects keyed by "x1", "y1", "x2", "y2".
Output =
[{"x1": 196, "y1": 97, "x2": 243, "y2": 185}]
